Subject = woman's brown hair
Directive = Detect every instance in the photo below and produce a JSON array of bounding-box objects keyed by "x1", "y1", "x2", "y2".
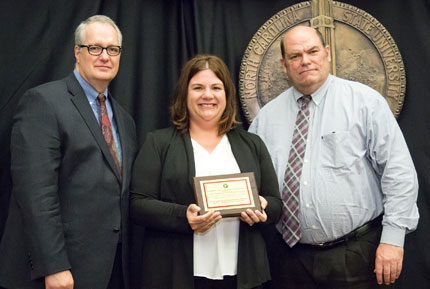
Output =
[{"x1": 170, "y1": 54, "x2": 239, "y2": 135}]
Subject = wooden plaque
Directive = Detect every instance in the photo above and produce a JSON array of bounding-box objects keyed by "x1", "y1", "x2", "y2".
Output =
[{"x1": 193, "y1": 172, "x2": 260, "y2": 217}]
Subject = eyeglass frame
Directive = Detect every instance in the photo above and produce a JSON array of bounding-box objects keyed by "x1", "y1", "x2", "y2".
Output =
[{"x1": 78, "y1": 44, "x2": 122, "y2": 56}]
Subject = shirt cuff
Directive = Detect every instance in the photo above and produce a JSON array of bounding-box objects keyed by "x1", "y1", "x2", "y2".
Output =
[{"x1": 380, "y1": 225, "x2": 406, "y2": 247}]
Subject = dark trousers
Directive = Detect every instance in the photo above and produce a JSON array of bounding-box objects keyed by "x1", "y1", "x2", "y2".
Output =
[
  {"x1": 264, "y1": 225, "x2": 391, "y2": 289},
  {"x1": 194, "y1": 276, "x2": 264, "y2": 289},
  {"x1": 107, "y1": 245, "x2": 125, "y2": 289}
]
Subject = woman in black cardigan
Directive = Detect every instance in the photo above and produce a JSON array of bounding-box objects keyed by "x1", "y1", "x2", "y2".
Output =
[{"x1": 131, "y1": 54, "x2": 282, "y2": 289}]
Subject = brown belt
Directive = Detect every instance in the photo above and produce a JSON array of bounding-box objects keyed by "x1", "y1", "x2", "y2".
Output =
[{"x1": 299, "y1": 214, "x2": 383, "y2": 249}]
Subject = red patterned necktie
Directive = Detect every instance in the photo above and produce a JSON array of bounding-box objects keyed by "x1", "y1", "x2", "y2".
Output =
[
  {"x1": 281, "y1": 95, "x2": 312, "y2": 247},
  {"x1": 98, "y1": 93, "x2": 122, "y2": 178}
]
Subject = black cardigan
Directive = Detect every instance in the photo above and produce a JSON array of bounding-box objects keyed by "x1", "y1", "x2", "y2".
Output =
[{"x1": 131, "y1": 126, "x2": 282, "y2": 289}]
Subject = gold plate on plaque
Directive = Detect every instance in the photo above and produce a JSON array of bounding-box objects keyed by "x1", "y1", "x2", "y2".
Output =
[{"x1": 239, "y1": 0, "x2": 406, "y2": 122}]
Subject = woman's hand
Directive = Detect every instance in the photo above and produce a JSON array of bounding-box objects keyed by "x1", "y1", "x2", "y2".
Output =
[
  {"x1": 240, "y1": 196, "x2": 268, "y2": 226},
  {"x1": 186, "y1": 204, "x2": 222, "y2": 233}
]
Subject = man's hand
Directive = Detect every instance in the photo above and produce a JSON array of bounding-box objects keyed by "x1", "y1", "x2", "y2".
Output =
[
  {"x1": 374, "y1": 243, "x2": 404, "y2": 285},
  {"x1": 45, "y1": 270, "x2": 74, "y2": 289}
]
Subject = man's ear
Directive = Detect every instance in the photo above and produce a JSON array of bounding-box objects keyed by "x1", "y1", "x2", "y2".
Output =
[
  {"x1": 326, "y1": 45, "x2": 331, "y2": 62},
  {"x1": 74, "y1": 45, "x2": 80, "y2": 63},
  {"x1": 280, "y1": 58, "x2": 288, "y2": 74}
]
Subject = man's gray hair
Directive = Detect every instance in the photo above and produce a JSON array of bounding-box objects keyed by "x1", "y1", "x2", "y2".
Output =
[{"x1": 74, "y1": 15, "x2": 123, "y2": 46}]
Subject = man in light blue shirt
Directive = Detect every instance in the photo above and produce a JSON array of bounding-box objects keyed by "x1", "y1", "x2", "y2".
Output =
[
  {"x1": 249, "y1": 25, "x2": 418, "y2": 289},
  {"x1": 73, "y1": 68, "x2": 122, "y2": 161}
]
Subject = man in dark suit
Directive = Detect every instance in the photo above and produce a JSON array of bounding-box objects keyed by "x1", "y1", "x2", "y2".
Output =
[{"x1": 0, "y1": 15, "x2": 137, "y2": 289}]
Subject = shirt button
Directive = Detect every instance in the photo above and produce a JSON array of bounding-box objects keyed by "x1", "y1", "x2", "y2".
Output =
[
  {"x1": 312, "y1": 225, "x2": 317, "y2": 230},
  {"x1": 305, "y1": 203, "x2": 310, "y2": 208},
  {"x1": 303, "y1": 181, "x2": 308, "y2": 185},
  {"x1": 304, "y1": 159, "x2": 309, "y2": 163}
]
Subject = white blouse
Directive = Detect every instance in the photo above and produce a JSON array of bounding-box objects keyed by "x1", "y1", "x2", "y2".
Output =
[{"x1": 192, "y1": 135, "x2": 241, "y2": 279}]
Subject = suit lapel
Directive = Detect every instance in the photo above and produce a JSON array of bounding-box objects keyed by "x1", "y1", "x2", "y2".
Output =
[
  {"x1": 110, "y1": 96, "x2": 128, "y2": 189},
  {"x1": 66, "y1": 74, "x2": 122, "y2": 183}
]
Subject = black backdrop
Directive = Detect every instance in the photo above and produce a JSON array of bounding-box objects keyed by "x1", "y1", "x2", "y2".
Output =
[{"x1": 0, "y1": 0, "x2": 429, "y2": 287}]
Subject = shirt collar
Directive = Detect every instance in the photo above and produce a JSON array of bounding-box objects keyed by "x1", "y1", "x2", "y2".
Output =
[
  {"x1": 292, "y1": 74, "x2": 333, "y2": 107},
  {"x1": 73, "y1": 69, "x2": 108, "y2": 103}
]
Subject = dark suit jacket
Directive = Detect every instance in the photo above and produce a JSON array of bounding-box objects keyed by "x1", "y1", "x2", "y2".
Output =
[
  {"x1": 130, "y1": 126, "x2": 282, "y2": 289},
  {"x1": 0, "y1": 73, "x2": 137, "y2": 289}
]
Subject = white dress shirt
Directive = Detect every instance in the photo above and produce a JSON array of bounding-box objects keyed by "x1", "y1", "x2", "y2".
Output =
[{"x1": 192, "y1": 135, "x2": 241, "y2": 279}]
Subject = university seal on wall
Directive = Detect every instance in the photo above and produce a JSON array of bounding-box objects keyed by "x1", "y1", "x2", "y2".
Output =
[{"x1": 239, "y1": 0, "x2": 406, "y2": 122}]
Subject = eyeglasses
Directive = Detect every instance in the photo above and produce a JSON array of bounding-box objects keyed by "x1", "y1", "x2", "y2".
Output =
[{"x1": 79, "y1": 45, "x2": 122, "y2": 56}]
